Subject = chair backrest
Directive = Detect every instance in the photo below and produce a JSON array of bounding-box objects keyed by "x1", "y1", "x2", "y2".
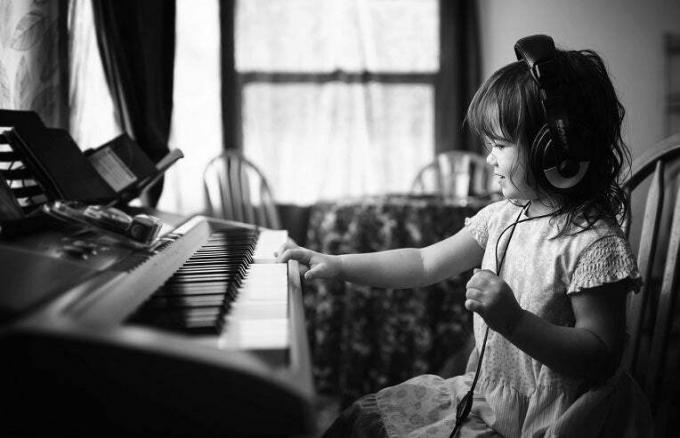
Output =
[
  {"x1": 621, "y1": 133, "x2": 680, "y2": 432},
  {"x1": 203, "y1": 151, "x2": 281, "y2": 229},
  {"x1": 410, "y1": 151, "x2": 497, "y2": 199}
]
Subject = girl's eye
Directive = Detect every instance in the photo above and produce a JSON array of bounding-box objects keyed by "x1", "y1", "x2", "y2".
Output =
[{"x1": 492, "y1": 143, "x2": 505, "y2": 150}]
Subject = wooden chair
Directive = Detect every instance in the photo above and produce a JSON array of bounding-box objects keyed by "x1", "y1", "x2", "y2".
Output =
[
  {"x1": 203, "y1": 150, "x2": 281, "y2": 229},
  {"x1": 410, "y1": 151, "x2": 497, "y2": 199},
  {"x1": 621, "y1": 133, "x2": 680, "y2": 435}
]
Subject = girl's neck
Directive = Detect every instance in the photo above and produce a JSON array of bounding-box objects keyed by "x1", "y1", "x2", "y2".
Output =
[{"x1": 523, "y1": 199, "x2": 556, "y2": 217}]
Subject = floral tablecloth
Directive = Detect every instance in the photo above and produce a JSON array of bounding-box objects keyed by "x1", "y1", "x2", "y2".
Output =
[{"x1": 303, "y1": 194, "x2": 490, "y2": 405}]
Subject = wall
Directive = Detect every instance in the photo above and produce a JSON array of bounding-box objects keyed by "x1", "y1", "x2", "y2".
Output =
[{"x1": 477, "y1": 0, "x2": 680, "y2": 159}]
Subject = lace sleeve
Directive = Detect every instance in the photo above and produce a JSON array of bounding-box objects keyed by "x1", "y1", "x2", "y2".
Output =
[
  {"x1": 463, "y1": 201, "x2": 502, "y2": 249},
  {"x1": 568, "y1": 235, "x2": 642, "y2": 294}
]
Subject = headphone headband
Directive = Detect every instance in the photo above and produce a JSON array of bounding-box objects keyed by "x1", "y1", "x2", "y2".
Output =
[
  {"x1": 513, "y1": 35, "x2": 590, "y2": 189},
  {"x1": 514, "y1": 35, "x2": 569, "y2": 154}
]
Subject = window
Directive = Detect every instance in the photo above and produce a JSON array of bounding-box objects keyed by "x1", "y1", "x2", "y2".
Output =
[
  {"x1": 236, "y1": 0, "x2": 439, "y2": 204},
  {"x1": 70, "y1": 0, "x2": 450, "y2": 213}
]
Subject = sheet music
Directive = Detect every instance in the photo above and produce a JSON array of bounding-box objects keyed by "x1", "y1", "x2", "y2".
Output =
[{"x1": 88, "y1": 147, "x2": 137, "y2": 192}]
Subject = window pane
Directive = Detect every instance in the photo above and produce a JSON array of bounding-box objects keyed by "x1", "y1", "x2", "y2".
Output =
[
  {"x1": 236, "y1": 0, "x2": 438, "y2": 72},
  {"x1": 242, "y1": 82, "x2": 434, "y2": 204},
  {"x1": 361, "y1": 0, "x2": 439, "y2": 72}
]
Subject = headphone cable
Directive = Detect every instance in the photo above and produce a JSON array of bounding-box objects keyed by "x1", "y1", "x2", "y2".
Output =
[{"x1": 449, "y1": 202, "x2": 552, "y2": 437}]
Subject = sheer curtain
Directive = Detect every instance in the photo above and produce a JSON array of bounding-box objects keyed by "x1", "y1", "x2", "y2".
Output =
[
  {"x1": 236, "y1": 0, "x2": 439, "y2": 205},
  {"x1": 69, "y1": 0, "x2": 121, "y2": 151},
  {"x1": 157, "y1": 0, "x2": 222, "y2": 215},
  {"x1": 69, "y1": 0, "x2": 224, "y2": 216}
]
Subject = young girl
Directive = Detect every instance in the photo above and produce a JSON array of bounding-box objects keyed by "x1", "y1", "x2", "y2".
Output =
[{"x1": 277, "y1": 36, "x2": 653, "y2": 438}]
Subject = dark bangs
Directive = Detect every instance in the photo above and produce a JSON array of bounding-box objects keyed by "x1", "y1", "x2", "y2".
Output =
[{"x1": 466, "y1": 61, "x2": 544, "y2": 149}]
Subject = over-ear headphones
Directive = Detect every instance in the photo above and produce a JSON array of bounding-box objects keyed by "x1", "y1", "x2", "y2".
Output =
[{"x1": 514, "y1": 35, "x2": 590, "y2": 190}]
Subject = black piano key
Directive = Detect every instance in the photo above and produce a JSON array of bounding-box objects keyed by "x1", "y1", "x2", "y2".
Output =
[
  {"x1": 193, "y1": 249, "x2": 250, "y2": 255},
  {"x1": 175, "y1": 265, "x2": 240, "y2": 272},
  {"x1": 185, "y1": 255, "x2": 251, "y2": 263},
  {"x1": 191, "y1": 253, "x2": 250, "y2": 260},
  {"x1": 132, "y1": 315, "x2": 223, "y2": 335},
  {"x1": 169, "y1": 276, "x2": 240, "y2": 285},
  {"x1": 177, "y1": 261, "x2": 246, "y2": 270},
  {"x1": 133, "y1": 306, "x2": 224, "y2": 324},
  {"x1": 127, "y1": 227, "x2": 260, "y2": 335},
  {"x1": 145, "y1": 295, "x2": 227, "y2": 308},
  {"x1": 180, "y1": 267, "x2": 248, "y2": 278},
  {"x1": 135, "y1": 306, "x2": 222, "y2": 318},
  {"x1": 160, "y1": 283, "x2": 236, "y2": 294}
]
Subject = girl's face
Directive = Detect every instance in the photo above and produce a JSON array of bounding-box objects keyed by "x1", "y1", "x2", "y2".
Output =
[{"x1": 485, "y1": 138, "x2": 538, "y2": 202}]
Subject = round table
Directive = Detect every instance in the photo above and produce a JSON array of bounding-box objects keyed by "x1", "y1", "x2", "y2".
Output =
[{"x1": 302, "y1": 194, "x2": 491, "y2": 405}]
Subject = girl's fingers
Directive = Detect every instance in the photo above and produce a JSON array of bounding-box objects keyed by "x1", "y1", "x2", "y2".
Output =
[
  {"x1": 465, "y1": 287, "x2": 483, "y2": 301},
  {"x1": 288, "y1": 248, "x2": 306, "y2": 261},
  {"x1": 274, "y1": 239, "x2": 299, "y2": 257},
  {"x1": 274, "y1": 244, "x2": 286, "y2": 258},
  {"x1": 276, "y1": 249, "x2": 291, "y2": 263},
  {"x1": 466, "y1": 271, "x2": 489, "y2": 289},
  {"x1": 304, "y1": 263, "x2": 326, "y2": 280},
  {"x1": 277, "y1": 248, "x2": 309, "y2": 264},
  {"x1": 465, "y1": 299, "x2": 483, "y2": 313}
]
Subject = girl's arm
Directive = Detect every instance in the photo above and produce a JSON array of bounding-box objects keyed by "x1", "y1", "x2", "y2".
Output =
[
  {"x1": 508, "y1": 283, "x2": 626, "y2": 379},
  {"x1": 276, "y1": 228, "x2": 484, "y2": 289},
  {"x1": 466, "y1": 271, "x2": 627, "y2": 379}
]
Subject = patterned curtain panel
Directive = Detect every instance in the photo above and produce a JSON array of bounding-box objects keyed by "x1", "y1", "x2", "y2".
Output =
[{"x1": 0, "y1": 0, "x2": 68, "y2": 128}]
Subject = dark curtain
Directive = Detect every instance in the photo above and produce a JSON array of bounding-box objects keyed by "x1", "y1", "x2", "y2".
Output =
[
  {"x1": 92, "y1": 0, "x2": 176, "y2": 206},
  {"x1": 219, "y1": 0, "x2": 241, "y2": 151},
  {"x1": 436, "y1": 0, "x2": 481, "y2": 154}
]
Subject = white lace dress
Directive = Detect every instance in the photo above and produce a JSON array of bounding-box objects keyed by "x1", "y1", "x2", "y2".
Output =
[{"x1": 373, "y1": 200, "x2": 653, "y2": 438}]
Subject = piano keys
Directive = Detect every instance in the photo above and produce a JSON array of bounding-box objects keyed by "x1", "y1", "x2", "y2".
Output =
[{"x1": 0, "y1": 213, "x2": 314, "y2": 436}]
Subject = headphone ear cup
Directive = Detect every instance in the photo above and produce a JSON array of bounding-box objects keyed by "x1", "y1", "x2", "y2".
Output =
[
  {"x1": 533, "y1": 125, "x2": 589, "y2": 190},
  {"x1": 544, "y1": 161, "x2": 589, "y2": 189},
  {"x1": 530, "y1": 125, "x2": 551, "y2": 182},
  {"x1": 557, "y1": 159, "x2": 580, "y2": 178}
]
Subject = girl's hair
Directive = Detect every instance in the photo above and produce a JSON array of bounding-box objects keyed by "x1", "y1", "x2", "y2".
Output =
[{"x1": 466, "y1": 48, "x2": 631, "y2": 236}]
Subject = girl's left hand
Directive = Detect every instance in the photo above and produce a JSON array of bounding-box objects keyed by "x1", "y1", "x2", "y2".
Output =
[{"x1": 465, "y1": 268, "x2": 525, "y2": 337}]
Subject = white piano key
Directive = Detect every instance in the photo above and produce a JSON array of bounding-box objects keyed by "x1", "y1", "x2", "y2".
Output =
[
  {"x1": 235, "y1": 286, "x2": 287, "y2": 303},
  {"x1": 219, "y1": 262, "x2": 289, "y2": 349},
  {"x1": 252, "y1": 229, "x2": 288, "y2": 262},
  {"x1": 227, "y1": 301, "x2": 287, "y2": 319},
  {"x1": 218, "y1": 319, "x2": 289, "y2": 349},
  {"x1": 139, "y1": 227, "x2": 292, "y2": 353}
]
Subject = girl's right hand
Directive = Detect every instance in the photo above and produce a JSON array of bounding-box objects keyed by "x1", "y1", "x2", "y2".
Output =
[
  {"x1": 465, "y1": 268, "x2": 524, "y2": 337},
  {"x1": 276, "y1": 246, "x2": 342, "y2": 281}
]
